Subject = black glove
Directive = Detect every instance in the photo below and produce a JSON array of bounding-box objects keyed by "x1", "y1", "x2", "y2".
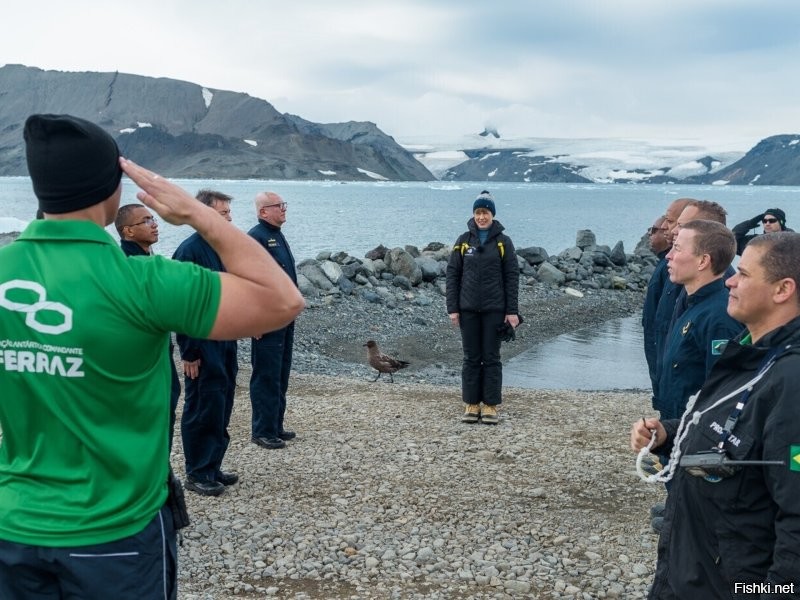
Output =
[{"x1": 497, "y1": 315, "x2": 524, "y2": 343}]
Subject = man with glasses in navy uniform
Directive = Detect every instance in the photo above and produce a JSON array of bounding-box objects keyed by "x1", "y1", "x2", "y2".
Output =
[
  {"x1": 732, "y1": 207, "x2": 791, "y2": 256},
  {"x1": 248, "y1": 192, "x2": 301, "y2": 451}
]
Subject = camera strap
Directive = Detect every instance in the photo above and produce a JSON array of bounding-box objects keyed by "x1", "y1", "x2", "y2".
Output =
[{"x1": 715, "y1": 344, "x2": 791, "y2": 450}]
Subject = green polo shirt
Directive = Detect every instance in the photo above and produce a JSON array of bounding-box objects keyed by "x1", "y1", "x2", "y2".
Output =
[{"x1": 0, "y1": 220, "x2": 220, "y2": 546}]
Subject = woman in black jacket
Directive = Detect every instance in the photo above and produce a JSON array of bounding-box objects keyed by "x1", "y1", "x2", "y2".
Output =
[{"x1": 446, "y1": 191, "x2": 520, "y2": 424}]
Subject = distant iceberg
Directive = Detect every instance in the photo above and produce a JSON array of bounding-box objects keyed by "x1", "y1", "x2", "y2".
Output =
[{"x1": 0, "y1": 217, "x2": 28, "y2": 233}]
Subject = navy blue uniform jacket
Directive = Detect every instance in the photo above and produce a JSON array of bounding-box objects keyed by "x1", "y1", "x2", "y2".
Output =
[
  {"x1": 172, "y1": 232, "x2": 227, "y2": 362},
  {"x1": 656, "y1": 278, "x2": 742, "y2": 420},
  {"x1": 248, "y1": 219, "x2": 297, "y2": 284}
]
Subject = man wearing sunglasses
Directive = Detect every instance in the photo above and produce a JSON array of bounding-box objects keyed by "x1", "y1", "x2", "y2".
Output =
[{"x1": 732, "y1": 207, "x2": 790, "y2": 256}]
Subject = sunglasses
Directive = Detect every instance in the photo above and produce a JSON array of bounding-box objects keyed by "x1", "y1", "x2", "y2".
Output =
[
  {"x1": 762, "y1": 218, "x2": 779, "y2": 224},
  {"x1": 648, "y1": 227, "x2": 667, "y2": 234}
]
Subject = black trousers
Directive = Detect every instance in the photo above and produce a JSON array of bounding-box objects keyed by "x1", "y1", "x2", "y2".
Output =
[
  {"x1": 181, "y1": 341, "x2": 237, "y2": 481},
  {"x1": 250, "y1": 323, "x2": 294, "y2": 438},
  {"x1": 460, "y1": 310, "x2": 505, "y2": 406}
]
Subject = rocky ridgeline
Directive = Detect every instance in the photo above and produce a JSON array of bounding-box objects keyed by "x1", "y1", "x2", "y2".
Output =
[{"x1": 296, "y1": 229, "x2": 655, "y2": 304}]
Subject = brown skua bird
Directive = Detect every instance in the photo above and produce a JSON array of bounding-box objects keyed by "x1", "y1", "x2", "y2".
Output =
[{"x1": 364, "y1": 340, "x2": 410, "y2": 383}]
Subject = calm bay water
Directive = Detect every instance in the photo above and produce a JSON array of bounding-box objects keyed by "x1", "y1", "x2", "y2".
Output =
[{"x1": 3, "y1": 177, "x2": 800, "y2": 261}]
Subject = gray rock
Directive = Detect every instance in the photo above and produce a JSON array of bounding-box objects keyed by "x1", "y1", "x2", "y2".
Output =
[
  {"x1": 517, "y1": 246, "x2": 549, "y2": 265},
  {"x1": 296, "y1": 273, "x2": 317, "y2": 297},
  {"x1": 576, "y1": 229, "x2": 596, "y2": 249},
  {"x1": 415, "y1": 256, "x2": 442, "y2": 282},
  {"x1": 365, "y1": 244, "x2": 388, "y2": 260},
  {"x1": 610, "y1": 241, "x2": 627, "y2": 266},
  {"x1": 360, "y1": 290, "x2": 382, "y2": 303},
  {"x1": 385, "y1": 248, "x2": 422, "y2": 285},
  {"x1": 299, "y1": 263, "x2": 334, "y2": 291},
  {"x1": 559, "y1": 246, "x2": 583, "y2": 261},
  {"x1": 337, "y1": 276, "x2": 355, "y2": 295},
  {"x1": 537, "y1": 262, "x2": 566, "y2": 285},
  {"x1": 0, "y1": 232, "x2": 21, "y2": 248},
  {"x1": 393, "y1": 276, "x2": 412, "y2": 291},
  {"x1": 320, "y1": 260, "x2": 344, "y2": 283}
]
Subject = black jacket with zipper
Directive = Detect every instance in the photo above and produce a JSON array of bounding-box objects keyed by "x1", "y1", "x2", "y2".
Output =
[{"x1": 445, "y1": 219, "x2": 519, "y2": 315}]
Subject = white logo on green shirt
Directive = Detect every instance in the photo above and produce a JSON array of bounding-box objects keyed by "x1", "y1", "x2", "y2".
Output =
[{"x1": 0, "y1": 279, "x2": 73, "y2": 335}]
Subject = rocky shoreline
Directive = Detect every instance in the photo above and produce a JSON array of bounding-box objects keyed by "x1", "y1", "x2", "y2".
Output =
[{"x1": 254, "y1": 229, "x2": 652, "y2": 386}]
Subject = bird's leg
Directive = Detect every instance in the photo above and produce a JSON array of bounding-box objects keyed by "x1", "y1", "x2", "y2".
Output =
[
  {"x1": 371, "y1": 372, "x2": 381, "y2": 382},
  {"x1": 389, "y1": 372, "x2": 394, "y2": 383}
]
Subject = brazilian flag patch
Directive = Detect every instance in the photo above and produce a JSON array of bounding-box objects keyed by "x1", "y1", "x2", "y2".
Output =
[
  {"x1": 791, "y1": 446, "x2": 800, "y2": 472},
  {"x1": 711, "y1": 340, "x2": 728, "y2": 356}
]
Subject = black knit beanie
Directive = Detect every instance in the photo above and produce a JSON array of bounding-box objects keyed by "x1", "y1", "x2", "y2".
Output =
[
  {"x1": 24, "y1": 114, "x2": 122, "y2": 214},
  {"x1": 473, "y1": 190, "x2": 496, "y2": 216},
  {"x1": 763, "y1": 208, "x2": 787, "y2": 230}
]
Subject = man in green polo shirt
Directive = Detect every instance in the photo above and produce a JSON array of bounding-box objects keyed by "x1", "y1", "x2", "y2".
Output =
[{"x1": 0, "y1": 114, "x2": 304, "y2": 599}]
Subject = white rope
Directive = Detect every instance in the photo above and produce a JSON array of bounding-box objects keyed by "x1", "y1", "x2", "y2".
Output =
[{"x1": 636, "y1": 366, "x2": 774, "y2": 484}]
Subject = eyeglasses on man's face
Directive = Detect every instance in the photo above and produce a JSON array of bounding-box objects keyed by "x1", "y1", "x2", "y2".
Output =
[
  {"x1": 762, "y1": 217, "x2": 778, "y2": 224},
  {"x1": 129, "y1": 216, "x2": 157, "y2": 227},
  {"x1": 648, "y1": 226, "x2": 667, "y2": 235},
  {"x1": 263, "y1": 202, "x2": 288, "y2": 211}
]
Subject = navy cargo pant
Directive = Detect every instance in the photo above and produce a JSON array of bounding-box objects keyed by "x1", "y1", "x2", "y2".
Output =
[
  {"x1": 181, "y1": 340, "x2": 237, "y2": 482},
  {"x1": 460, "y1": 310, "x2": 505, "y2": 406},
  {"x1": 0, "y1": 506, "x2": 176, "y2": 600},
  {"x1": 250, "y1": 323, "x2": 294, "y2": 438}
]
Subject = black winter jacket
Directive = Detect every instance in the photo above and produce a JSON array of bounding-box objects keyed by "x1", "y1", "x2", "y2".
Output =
[
  {"x1": 445, "y1": 219, "x2": 519, "y2": 315},
  {"x1": 651, "y1": 317, "x2": 800, "y2": 599}
]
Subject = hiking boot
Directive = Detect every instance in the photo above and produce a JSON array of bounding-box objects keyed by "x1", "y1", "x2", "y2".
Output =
[
  {"x1": 481, "y1": 404, "x2": 499, "y2": 424},
  {"x1": 461, "y1": 404, "x2": 480, "y2": 423}
]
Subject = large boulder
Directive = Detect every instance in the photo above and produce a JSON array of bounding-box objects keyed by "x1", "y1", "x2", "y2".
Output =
[
  {"x1": 576, "y1": 230, "x2": 596, "y2": 249},
  {"x1": 384, "y1": 247, "x2": 422, "y2": 286},
  {"x1": 610, "y1": 241, "x2": 627, "y2": 266},
  {"x1": 517, "y1": 246, "x2": 549, "y2": 266},
  {"x1": 415, "y1": 256, "x2": 443, "y2": 282},
  {"x1": 537, "y1": 262, "x2": 566, "y2": 285},
  {"x1": 320, "y1": 260, "x2": 343, "y2": 283},
  {"x1": 298, "y1": 262, "x2": 334, "y2": 291}
]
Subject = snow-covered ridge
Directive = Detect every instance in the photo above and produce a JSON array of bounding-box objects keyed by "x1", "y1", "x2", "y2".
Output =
[{"x1": 401, "y1": 133, "x2": 749, "y2": 182}]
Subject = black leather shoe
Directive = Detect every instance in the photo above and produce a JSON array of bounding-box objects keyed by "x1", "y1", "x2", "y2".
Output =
[
  {"x1": 185, "y1": 477, "x2": 225, "y2": 497},
  {"x1": 278, "y1": 430, "x2": 296, "y2": 441},
  {"x1": 217, "y1": 471, "x2": 239, "y2": 486},
  {"x1": 252, "y1": 436, "x2": 286, "y2": 449}
]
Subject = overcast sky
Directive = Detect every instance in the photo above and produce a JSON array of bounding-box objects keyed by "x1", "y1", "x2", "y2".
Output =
[{"x1": 3, "y1": 0, "x2": 799, "y2": 147}]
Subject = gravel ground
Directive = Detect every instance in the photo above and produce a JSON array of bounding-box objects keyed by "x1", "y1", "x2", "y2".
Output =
[
  {"x1": 172, "y1": 285, "x2": 665, "y2": 599},
  {"x1": 173, "y1": 376, "x2": 663, "y2": 600}
]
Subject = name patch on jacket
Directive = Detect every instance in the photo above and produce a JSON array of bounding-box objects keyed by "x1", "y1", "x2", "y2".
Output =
[
  {"x1": 464, "y1": 247, "x2": 476, "y2": 256},
  {"x1": 711, "y1": 340, "x2": 727, "y2": 355},
  {"x1": 267, "y1": 238, "x2": 279, "y2": 248}
]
